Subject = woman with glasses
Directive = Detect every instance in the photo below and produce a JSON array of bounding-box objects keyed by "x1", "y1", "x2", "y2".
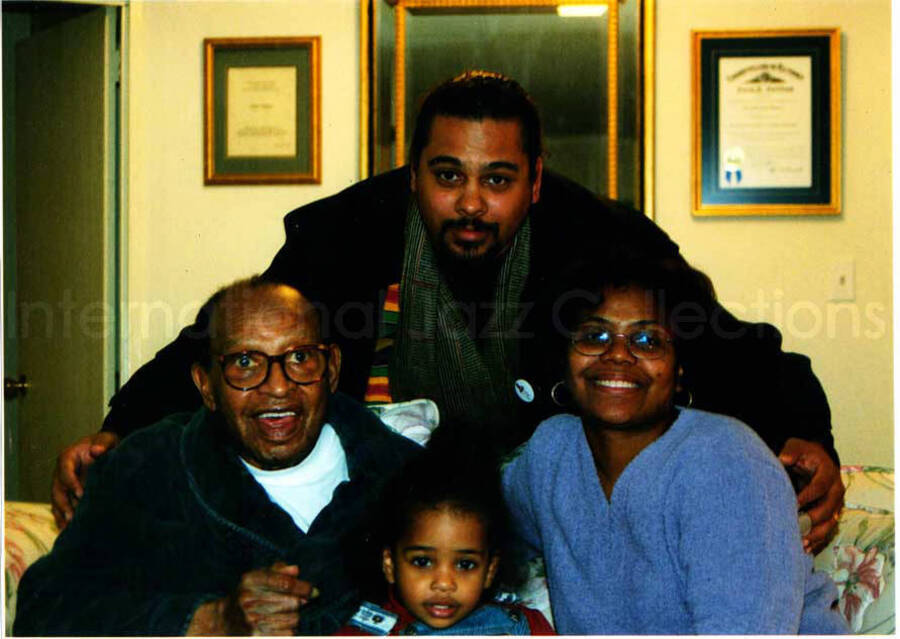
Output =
[{"x1": 502, "y1": 258, "x2": 847, "y2": 634}]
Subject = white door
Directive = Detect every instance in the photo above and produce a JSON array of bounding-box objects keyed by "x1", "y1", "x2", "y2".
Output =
[{"x1": 4, "y1": 6, "x2": 119, "y2": 501}]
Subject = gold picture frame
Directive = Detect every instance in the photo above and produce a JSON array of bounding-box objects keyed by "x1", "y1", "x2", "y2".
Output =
[
  {"x1": 691, "y1": 29, "x2": 841, "y2": 216},
  {"x1": 204, "y1": 36, "x2": 321, "y2": 185},
  {"x1": 360, "y1": 0, "x2": 657, "y2": 216}
]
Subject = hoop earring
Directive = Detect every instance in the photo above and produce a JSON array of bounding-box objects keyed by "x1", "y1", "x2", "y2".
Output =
[
  {"x1": 550, "y1": 381, "x2": 568, "y2": 408},
  {"x1": 683, "y1": 390, "x2": 694, "y2": 408}
]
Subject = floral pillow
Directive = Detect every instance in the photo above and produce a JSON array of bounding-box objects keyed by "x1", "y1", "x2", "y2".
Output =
[
  {"x1": 5, "y1": 502, "x2": 59, "y2": 635},
  {"x1": 813, "y1": 466, "x2": 895, "y2": 634}
]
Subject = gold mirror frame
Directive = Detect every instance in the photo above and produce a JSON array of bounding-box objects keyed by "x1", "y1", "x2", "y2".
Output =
[{"x1": 360, "y1": 0, "x2": 656, "y2": 217}]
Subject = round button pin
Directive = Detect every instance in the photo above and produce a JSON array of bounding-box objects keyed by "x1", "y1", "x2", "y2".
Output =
[{"x1": 514, "y1": 379, "x2": 535, "y2": 403}]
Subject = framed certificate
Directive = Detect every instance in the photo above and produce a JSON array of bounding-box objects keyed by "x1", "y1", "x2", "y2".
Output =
[
  {"x1": 204, "y1": 37, "x2": 320, "y2": 185},
  {"x1": 691, "y1": 29, "x2": 840, "y2": 216}
]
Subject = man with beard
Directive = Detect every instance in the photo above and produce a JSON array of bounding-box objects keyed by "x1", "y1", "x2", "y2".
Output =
[
  {"x1": 15, "y1": 279, "x2": 419, "y2": 636},
  {"x1": 52, "y1": 71, "x2": 844, "y2": 551}
]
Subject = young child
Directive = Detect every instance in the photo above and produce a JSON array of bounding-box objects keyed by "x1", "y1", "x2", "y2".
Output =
[{"x1": 339, "y1": 447, "x2": 554, "y2": 635}]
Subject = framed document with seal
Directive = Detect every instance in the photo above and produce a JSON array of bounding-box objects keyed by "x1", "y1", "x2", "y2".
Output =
[
  {"x1": 691, "y1": 29, "x2": 840, "y2": 216},
  {"x1": 204, "y1": 37, "x2": 320, "y2": 185}
]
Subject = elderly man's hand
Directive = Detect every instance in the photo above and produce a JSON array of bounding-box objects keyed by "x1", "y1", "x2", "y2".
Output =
[
  {"x1": 779, "y1": 437, "x2": 845, "y2": 554},
  {"x1": 51, "y1": 431, "x2": 120, "y2": 530},
  {"x1": 188, "y1": 562, "x2": 316, "y2": 636}
]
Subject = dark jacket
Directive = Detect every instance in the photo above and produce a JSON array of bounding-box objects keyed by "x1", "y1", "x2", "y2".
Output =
[
  {"x1": 103, "y1": 168, "x2": 835, "y2": 458},
  {"x1": 14, "y1": 393, "x2": 420, "y2": 636}
]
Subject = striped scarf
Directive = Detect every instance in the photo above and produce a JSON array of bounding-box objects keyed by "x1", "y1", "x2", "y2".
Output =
[
  {"x1": 363, "y1": 283, "x2": 399, "y2": 405},
  {"x1": 369, "y1": 200, "x2": 529, "y2": 433}
]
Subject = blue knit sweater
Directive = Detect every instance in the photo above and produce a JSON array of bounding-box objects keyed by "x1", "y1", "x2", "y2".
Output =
[{"x1": 502, "y1": 408, "x2": 848, "y2": 634}]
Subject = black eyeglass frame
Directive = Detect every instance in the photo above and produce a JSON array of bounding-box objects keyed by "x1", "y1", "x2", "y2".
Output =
[
  {"x1": 570, "y1": 329, "x2": 674, "y2": 361},
  {"x1": 216, "y1": 344, "x2": 331, "y2": 391}
]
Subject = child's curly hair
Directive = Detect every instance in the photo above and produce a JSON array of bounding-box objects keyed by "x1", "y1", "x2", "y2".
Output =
[{"x1": 355, "y1": 431, "x2": 524, "y2": 600}]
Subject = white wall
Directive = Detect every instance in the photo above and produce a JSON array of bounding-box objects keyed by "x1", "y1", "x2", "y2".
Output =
[
  {"x1": 125, "y1": 0, "x2": 360, "y2": 369},
  {"x1": 655, "y1": 0, "x2": 892, "y2": 465}
]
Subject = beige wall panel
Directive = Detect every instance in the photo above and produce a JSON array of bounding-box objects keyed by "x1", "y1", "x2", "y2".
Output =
[
  {"x1": 655, "y1": 0, "x2": 892, "y2": 465},
  {"x1": 126, "y1": 0, "x2": 359, "y2": 370}
]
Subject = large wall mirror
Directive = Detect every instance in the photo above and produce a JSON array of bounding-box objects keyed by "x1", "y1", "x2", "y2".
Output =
[{"x1": 360, "y1": 0, "x2": 655, "y2": 215}]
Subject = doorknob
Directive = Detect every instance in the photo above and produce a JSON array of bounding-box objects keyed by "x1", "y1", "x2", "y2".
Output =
[{"x1": 4, "y1": 375, "x2": 30, "y2": 399}]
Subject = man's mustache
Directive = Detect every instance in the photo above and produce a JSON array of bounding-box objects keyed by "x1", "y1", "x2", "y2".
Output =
[{"x1": 440, "y1": 218, "x2": 500, "y2": 238}]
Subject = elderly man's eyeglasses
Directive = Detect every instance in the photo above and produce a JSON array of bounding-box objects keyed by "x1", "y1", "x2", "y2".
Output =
[
  {"x1": 217, "y1": 344, "x2": 330, "y2": 391},
  {"x1": 571, "y1": 327, "x2": 673, "y2": 360}
]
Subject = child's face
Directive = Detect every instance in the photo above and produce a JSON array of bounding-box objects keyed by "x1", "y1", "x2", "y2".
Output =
[{"x1": 382, "y1": 507, "x2": 499, "y2": 629}]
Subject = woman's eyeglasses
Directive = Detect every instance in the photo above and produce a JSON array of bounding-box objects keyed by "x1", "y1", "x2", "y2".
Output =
[{"x1": 570, "y1": 327, "x2": 672, "y2": 360}]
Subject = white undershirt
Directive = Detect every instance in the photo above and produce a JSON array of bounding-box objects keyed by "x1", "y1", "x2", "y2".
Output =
[{"x1": 240, "y1": 424, "x2": 349, "y2": 533}]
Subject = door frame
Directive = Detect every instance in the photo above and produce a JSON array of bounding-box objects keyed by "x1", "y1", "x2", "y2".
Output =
[{"x1": 2, "y1": 0, "x2": 129, "y2": 499}]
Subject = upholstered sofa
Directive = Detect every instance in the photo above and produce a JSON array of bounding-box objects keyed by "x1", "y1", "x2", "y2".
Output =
[{"x1": 5, "y1": 466, "x2": 894, "y2": 634}]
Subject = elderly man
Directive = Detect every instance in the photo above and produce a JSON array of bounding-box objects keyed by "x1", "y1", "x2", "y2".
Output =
[
  {"x1": 54, "y1": 72, "x2": 843, "y2": 551},
  {"x1": 15, "y1": 279, "x2": 419, "y2": 636}
]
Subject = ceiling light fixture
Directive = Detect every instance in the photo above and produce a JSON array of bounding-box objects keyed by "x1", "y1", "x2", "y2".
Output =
[{"x1": 557, "y1": 4, "x2": 609, "y2": 17}]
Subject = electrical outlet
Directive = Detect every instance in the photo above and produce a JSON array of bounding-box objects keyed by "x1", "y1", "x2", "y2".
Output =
[{"x1": 829, "y1": 260, "x2": 855, "y2": 301}]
